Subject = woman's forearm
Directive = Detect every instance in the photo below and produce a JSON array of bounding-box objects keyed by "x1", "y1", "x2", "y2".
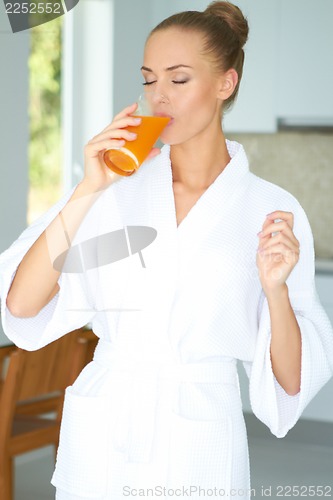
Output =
[
  {"x1": 6, "y1": 181, "x2": 105, "y2": 318},
  {"x1": 6, "y1": 103, "x2": 148, "y2": 319},
  {"x1": 266, "y1": 284, "x2": 302, "y2": 396}
]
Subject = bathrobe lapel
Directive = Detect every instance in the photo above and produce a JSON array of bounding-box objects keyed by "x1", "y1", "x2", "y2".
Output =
[
  {"x1": 173, "y1": 142, "x2": 251, "y2": 267},
  {"x1": 151, "y1": 143, "x2": 252, "y2": 351}
]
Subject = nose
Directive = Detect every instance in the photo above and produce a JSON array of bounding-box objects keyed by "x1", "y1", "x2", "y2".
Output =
[
  {"x1": 159, "y1": 94, "x2": 169, "y2": 103},
  {"x1": 150, "y1": 89, "x2": 169, "y2": 105}
]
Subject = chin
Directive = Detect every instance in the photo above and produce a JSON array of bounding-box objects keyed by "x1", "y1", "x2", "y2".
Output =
[
  {"x1": 159, "y1": 124, "x2": 181, "y2": 146},
  {"x1": 159, "y1": 131, "x2": 188, "y2": 147}
]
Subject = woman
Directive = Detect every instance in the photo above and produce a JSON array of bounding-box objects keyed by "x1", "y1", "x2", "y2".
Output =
[{"x1": 1, "y1": 2, "x2": 332, "y2": 499}]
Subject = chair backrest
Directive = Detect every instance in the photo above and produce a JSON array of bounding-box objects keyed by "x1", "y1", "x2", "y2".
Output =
[
  {"x1": 0, "y1": 329, "x2": 88, "y2": 445},
  {"x1": 16, "y1": 331, "x2": 86, "y2": 401}
]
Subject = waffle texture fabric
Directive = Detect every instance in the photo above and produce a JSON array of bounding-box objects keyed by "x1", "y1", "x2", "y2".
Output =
[{"x1": 1, "y1": 141, "x2": 332, "y2": 500}]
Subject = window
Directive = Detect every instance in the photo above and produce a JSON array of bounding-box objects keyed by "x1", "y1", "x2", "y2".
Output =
[{"x1": 28, "y1": 17, "x2": 63, "y2": 224}]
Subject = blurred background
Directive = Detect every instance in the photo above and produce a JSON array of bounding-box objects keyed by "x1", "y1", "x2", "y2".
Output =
[{"x1": 0, "y1": 0, "x2": 332, "y2": 498}]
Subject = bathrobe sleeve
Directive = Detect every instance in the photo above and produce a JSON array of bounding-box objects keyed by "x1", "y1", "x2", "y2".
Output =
[
  {"x1": 243, "y1": 203, "x2": 333, "y2": 438},
  {"x1": 0, "y1": 187, "x2": 96, "y2": 351}
]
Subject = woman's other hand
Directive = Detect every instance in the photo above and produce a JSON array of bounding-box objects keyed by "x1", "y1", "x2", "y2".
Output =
[{"x1": 256, "y1": 210, "x2": 300, "y2": 297}]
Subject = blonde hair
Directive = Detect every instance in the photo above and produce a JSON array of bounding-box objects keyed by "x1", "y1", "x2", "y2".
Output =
[{"x1": 149, "y1": 1, "x2": 249, "y2": 111}]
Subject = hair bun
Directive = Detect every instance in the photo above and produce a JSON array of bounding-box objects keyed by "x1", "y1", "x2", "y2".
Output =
[{"x1": 205, "y1": 1, "x2": 249, "y2": 48}]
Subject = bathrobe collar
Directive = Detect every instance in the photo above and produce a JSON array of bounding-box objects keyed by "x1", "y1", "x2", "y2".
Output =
[{"x1": 147, "y1": 140, "x2": 250, "y2": 232}]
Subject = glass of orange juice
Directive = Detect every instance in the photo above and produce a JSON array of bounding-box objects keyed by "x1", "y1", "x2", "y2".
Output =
[{"x1": 103, "y1": 93, "x2": 171, "y2": 176}]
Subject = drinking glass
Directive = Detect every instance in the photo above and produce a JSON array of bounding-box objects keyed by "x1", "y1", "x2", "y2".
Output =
[{"x1": 103, "y1": 93, "x2": 170, "y2": 176}]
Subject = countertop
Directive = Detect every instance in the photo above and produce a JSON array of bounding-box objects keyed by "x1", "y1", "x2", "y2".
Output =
[{"x1": 315, "y1": 259, "x2": 333, "y2": 275}]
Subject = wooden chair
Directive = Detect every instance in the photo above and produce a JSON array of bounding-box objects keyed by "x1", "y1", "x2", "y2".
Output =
[
  {"x1": 79, "y1": 327, "x2": 99, "y2": 365},
  {"x1": 0, "y1": 328, "x2": 95, "y2": 500}
]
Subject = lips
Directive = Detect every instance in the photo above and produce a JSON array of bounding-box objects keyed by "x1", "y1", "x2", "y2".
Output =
[
  {"x1": 154, "y1": 112, "x2": 174, "y2": 125},
  {"x1": 155, "y1": 112, "x2": 172, "y2": 118}
]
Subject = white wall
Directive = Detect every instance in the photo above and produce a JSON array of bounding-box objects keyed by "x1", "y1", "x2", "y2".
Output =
[
  {"x1": 0, "y1": 7, "x2": 29, "y2": 253},
  {"x1": 223, "y1": 0, "x2": 279, "y2": 133},
  {"x1": 277, "y1": 0, "x2": 333, "y2": 124},
  {"x1": 112, "y1": 0, "x2": 154, "y2": 113},
  {"x1": 62, "y1": 0, "x2": 114, "y2": 190},
  {"x1": 0, "y1": 5, "x2": 30, "y2": 344}
]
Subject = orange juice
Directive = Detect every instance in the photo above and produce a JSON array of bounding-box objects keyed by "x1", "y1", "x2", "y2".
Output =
[{"x1": 103, "y1": 115, "x2": 170, "y2": 176}]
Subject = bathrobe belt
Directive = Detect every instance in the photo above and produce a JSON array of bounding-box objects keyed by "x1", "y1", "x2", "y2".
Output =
[{"x1": 93, "y1": 339, "x2": 239, "y2": 464}]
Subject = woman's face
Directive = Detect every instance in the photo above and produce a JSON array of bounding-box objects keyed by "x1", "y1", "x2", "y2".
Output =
[{"x1": 142, "y1": 28, "x2": 227, "y2": 146}]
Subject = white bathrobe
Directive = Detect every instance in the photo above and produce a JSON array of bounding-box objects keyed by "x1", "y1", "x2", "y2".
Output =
[{"x1": 0, "y1": 140, "x2": 332, "y2": 500}]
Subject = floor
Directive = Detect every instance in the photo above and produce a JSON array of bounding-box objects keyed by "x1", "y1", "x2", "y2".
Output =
[
  {"x1": 249, "y1": 437, "x2": 333, "y2": 499},
  {"x1": 14, "y1": 436, "x2": 333, "y2": 500}
]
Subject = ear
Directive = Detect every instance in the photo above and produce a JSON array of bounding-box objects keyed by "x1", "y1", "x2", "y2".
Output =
[{"x1": 217, "y1": 68, "x2": 238, "y2": 101}]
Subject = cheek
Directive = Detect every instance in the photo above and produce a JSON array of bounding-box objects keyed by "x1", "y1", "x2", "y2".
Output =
[
  {"x1": 177, "y1": 92, "x2": 207, "y2": 117},
  {"x1": 179, "y1": 86, "x2": 218, "y2": 120},
  {"x1": 159, "y1": 86, "x2": 218, "y2": 144},
  {"x1": 176, "y1": 97, "x2": 218, "y2": 137}
]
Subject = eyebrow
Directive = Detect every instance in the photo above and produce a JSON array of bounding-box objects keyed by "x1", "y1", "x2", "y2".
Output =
[{"x1": 141, "y1": 64, "x2": 193, "y2": 72}]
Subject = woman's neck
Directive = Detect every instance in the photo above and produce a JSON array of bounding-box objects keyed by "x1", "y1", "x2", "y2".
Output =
[{"x1": 170, "y1": 130, "x2": 231, "y2": 191}]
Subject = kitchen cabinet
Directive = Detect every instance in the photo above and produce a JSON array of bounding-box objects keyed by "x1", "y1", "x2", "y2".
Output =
[
  {"x1": 223, "y1": 0, "x2": 279, "y2": 133},
  {"x1": 224, "y1": 0, "x2": 333, "y2": 132},
  {"x1": 276, "y1": 0, "x2": 333, "y2": 127}
]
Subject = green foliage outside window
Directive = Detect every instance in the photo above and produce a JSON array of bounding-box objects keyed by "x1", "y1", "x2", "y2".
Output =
[{"x1": 28, "y1": 17, "x2": 62, "y2": 223}]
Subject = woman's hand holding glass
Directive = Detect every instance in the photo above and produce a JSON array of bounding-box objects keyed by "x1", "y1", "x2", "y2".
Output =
[{"x1": 82, "y1": 102, "x2": 161, "y2": 191}]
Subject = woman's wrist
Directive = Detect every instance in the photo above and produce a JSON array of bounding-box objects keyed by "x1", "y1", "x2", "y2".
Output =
[
  {"x1": 264, "y1": 283, "x2": 289, "y2": 305},
  {"x1": 73, "y1": 178, "x2": 108, "y2": 198}
]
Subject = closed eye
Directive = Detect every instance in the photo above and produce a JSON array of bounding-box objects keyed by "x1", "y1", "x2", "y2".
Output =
[{"x1": 142, "y1": 80, "x2": 188, "y2": 86}]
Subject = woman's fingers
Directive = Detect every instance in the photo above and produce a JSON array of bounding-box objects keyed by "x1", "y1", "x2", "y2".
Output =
[
  {"x1": 88, "y1": 128, "x2": 138, "y2": 145},
  {"x1": 266, "y1": 210, "x2": 294, "y2": 229},
  {"x1": 258, "y1": 230, "x2": 299, "y2": 252},
  {"x1": 113, "y1": 102, "x2": 138, "y2": 122},
  {"x1": 256, "y1": 211, "x2": 300, "y2": 291},
  {"x1": 85, "y1": 109, "x2": 143, "y2": 161},
  {"x1": 84, "y1": 138, "x2": 125, "y2": 159},
  {"x1": 258, "y1": 220, "x2": 296, "y2": 241},
  {"x1": 100, "y1": 103, "x2": 138, "y2": 133},
  {"x1": 258, "y1": 211, "x2": 295, "y2": 239},
  {"x1": 258, "y1": 213, "x2": 299, "y2": 251},
  {"x1": 81, "y1": 103, "x2": 142, "y2": 190},
  {"x1": 97, "y1": 116, "x2": 142, "y2": 137},
  {"x1": 258, "y1": 242, "x2": 300, "y2": 261}
]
